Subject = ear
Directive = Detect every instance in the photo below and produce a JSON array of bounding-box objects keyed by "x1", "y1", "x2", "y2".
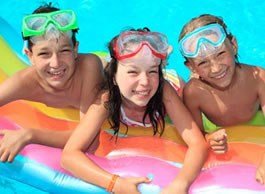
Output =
[
  {"x1": 74, "y1": 41, "x2": 79, "y2": 59},
  {"x1": 24, "y1": 48, "x2": 34, "y2": 64},
  {"x1": 167, "y1": 45, "x2": 173, "y2": 55},
  {"x1": 230, "y1": 37, "x2": 238, "y2": 55},
  {"x1": 185, "y1": 60, "x2": 200, "y2": 79}
]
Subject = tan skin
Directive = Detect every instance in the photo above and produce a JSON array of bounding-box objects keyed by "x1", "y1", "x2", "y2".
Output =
[
  {"x1": 183, "y1": 37, "x2": 265, "y2": 184},
  {"x1": 0, "y1": 34, "x2": 104, "y2": 162},
  {"x1": 62, "y1": 47, "x2": 208, "y2": 194}
]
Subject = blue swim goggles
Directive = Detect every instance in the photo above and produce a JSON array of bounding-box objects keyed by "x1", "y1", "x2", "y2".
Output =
[{"x1": 179, "y1": 23, "x2": 227, "y2": 58}]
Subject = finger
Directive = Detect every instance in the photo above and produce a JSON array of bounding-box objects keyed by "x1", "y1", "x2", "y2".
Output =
[
  {"x1": 256, "y1": 174, "x2": 264, "y2": 185},
  {"x1": 0, "y1": 130, "x2": 6, "y2": 136},
  {"x1": 213, "y1": 149, "x2": 227, "y2": 154},
  {"x1": 0, "y1": 150, "x2": 10, "y2": 162},
  {"x1": 7, "y1": 152, "x2": 16, "y2": 163},
  {"x1": 135, "y1": 176, "x2": 152, "y2": 184}
]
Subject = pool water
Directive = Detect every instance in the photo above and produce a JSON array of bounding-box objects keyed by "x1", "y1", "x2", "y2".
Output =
[
  {"x1": 0, "y1": 0, "x2": 265, "y2": 193},
  {"x1": 0, "y1": 0, "x2": 265, "y2": 81},
  {"x1": 0, "y1": 175, "x2": 47, "y2": 194}
]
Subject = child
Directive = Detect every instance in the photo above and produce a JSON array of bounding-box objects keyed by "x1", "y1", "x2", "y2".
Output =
[
  {"x1": 178, "y1": 14, "x2": 265, "y2": 184},
  {"x1": 0, "y1": 3, "x2": 104, "y2": 162},
  {"x1": 61, "y1": 28, "x2": 208, "y2": 194}
]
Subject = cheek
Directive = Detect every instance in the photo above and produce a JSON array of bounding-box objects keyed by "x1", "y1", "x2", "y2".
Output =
[{"x1": 32, "y1": 57, "x2": 47, "y2": 70}]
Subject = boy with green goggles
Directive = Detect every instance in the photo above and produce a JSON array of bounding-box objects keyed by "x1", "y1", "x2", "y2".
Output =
[
  {"x1": 0, "y1": 3, "x2": 104, "y2": 164},
  {"x1": 22, "y1": 9, "x2": 78, "y2": 38}
]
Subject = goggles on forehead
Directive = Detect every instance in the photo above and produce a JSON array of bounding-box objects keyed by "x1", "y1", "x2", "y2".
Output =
[
  {"x1": 22, "y1": 10, "x2": 78, "y2": 38},
  {"x1": 113, "y1": 31, "x2": 169, "y2": 60},
  {"x1": 179, "y1": 23, "x2": 227, "y2": 58}
]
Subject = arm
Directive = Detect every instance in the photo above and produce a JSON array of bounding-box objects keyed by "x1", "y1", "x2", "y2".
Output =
[
  {"x1": 257, "y1": 67, "x2": 265, "y2": 117},
  {"x1": 78, "y1": 54, "x2": 104, "y2": 117},
  {"x1": 256, "y1": 151, "x2": 265, "y2": 185},
  {"x1": 0, "y1": 69, "x2": 73, "y2": 162},
  {"x1": 161, "y1": 82, "x2": 208, "y2": 194},
  {"x1": 183, "y1": 82, "x2": 227, "y2": 154},
  {"x1": 61, "y1": 93, "x2": 149, "y2": 194},
  {"x1": 0, "y1": 127, "x2": 73, "y2": 162},
  {"x1": 256, "y1": 67, "x2": 265, "y2": 185}
]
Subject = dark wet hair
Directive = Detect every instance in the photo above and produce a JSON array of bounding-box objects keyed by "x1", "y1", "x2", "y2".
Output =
[
  {"x1": 179, "y1": 14, "x2": 239, "y2": 64},
  {"x1": 25, "y1": 2, "x2": 78, "y2": 50},
  {"x1": 103, "y1": 27, "x2": 166, "y2": 138}
]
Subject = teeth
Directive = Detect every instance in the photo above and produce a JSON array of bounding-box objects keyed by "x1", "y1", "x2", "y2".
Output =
[
  {"x1": 134, "y1": 90, "x2": 149, "y2": 95},
  {"x1": 48, "y1": 69, "x2": 64, "y2": 76},
  {"x1": 214, "y1": 71, "x2": 226, "y2": 79}
]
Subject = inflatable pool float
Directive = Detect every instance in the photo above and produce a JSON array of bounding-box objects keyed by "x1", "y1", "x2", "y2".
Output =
[
  {"x1": 0, "y1": 117, "x2": 264, "y2": 193},
  {"x1": 0, "y1": 16, "x2": 265, "y2": 193}
]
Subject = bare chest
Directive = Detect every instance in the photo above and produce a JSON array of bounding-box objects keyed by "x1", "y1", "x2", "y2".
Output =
[{"x1": 201, "y1": 87, "x2": 259, "y2": 126}]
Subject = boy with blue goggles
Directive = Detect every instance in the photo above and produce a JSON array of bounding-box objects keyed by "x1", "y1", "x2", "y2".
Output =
[{"x1": 179, "y1": 23, "x2": 227, "y2": 58}]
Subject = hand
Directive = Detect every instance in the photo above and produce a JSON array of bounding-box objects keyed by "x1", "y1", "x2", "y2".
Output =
[
  {"x1": 0, "y1": 128, "x2": 32, "y2": 162},
  {"x1": 113, "y1": 176, "x2": 151, "y2": 194},
  {"x1": 205, "y1": 128, "x2": 227, "y2": 154},
  {"x1": 256, "y1": 155, "x2": 265, "y2": 185}
]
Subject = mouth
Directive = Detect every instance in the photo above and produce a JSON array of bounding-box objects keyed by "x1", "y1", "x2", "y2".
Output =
[
  {"x1": 47, "y1": 68, "x2": 66, "y2": 78},
  {"x1": 132, "y1": 89, "x2": 150, "y2": 96},
  {"x1": 211, "y1": 69, "x2": 227, "y2": 80}
]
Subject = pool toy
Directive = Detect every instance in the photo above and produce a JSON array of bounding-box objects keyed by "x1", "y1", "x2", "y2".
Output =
[{"x1": 0, "y1": 117, "x2": 264, "y2": 194}]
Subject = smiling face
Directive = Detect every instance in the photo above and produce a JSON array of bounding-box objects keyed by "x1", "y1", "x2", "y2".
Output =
[
  {"x1": 187, "y1": 38, "x2": 238, "y2": 90},
  {"x1": 115, "y1": 45, "x2": 161, "y2": 108},
  {"x1": 25, "y1": 34, "x2": 78, "y2": 90}
]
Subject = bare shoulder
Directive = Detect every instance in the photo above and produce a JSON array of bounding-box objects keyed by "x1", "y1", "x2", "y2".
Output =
[
  {"x1": 77, "y1": 53, "x2": 103, "y2": 73},
  {"x1": 76, "y1": 53, "x2": 104, "y2": 86},
  {"x1": 241, "y1": 64, "x2": 265, "y2": 82},
  {"x1": 5, "y1": 67, "x2": 37, "y2": 86},
  {"x1": 0, "y1": 67, "x2": 39, "y2": 104},
  {"x1": 183, "y1": 78, "x2": 204, "y2": 98}
]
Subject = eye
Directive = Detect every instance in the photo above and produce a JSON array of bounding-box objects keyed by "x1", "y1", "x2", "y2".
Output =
[
  {"x1": 149, "y1": 69, "x2": 158, "y2": 74},
  {"x1": 60, "y1": 48, "x2": 72, "y2": 53},
  {"x1": 37, "y1": 52, "x2": 50, "y2": 57},
  {"x1": 197, "y1": 61, "x2": 207, "y2": 66},
  {"x1": 217, "y1": 51, "x2": 225, "y2": 57},
  {"x1": 127, "y1": 70, "x2": 138, "y2": 74}
]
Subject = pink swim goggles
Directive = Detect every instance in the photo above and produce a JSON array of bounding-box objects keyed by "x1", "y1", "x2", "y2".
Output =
[{"x1": 113, "y1": 31, "x2": 169, "y2": 60}]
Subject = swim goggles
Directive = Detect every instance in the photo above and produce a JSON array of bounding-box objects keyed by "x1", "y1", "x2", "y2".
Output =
[
  {"x1": 22, "y1": 10, "x2": 78, "y2": 38},
  {"x1": 179, "y1": 23, "x2": 227, "y2": 58},
  {"x1": 113, "y1": 31, "x2": 169, "y2": 60}
]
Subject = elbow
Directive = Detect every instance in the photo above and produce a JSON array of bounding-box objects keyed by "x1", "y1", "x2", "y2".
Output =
[{"x1": 61, "y1": 149, "x2": 73, "y2": 171}]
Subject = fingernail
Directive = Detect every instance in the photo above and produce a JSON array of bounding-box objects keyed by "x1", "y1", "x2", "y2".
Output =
[{"x1": 147, "y1": 173, "x2": 154, "y2": 181}]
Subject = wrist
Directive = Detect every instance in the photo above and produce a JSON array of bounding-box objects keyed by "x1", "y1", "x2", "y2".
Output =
[
  {"x1": 23, "y1": 128, "x2": 33, "y2": 145},
  {"x1": 172, "y1": 177, "x2": 190, "y2": 191},
  {"x1": 106, "y1": 174, "x2": 119, "y2": 193}
]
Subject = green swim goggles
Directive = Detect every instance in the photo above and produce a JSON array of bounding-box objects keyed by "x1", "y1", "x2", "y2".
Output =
[{"x1": 22, "y1": 10, "x2": 78, "y2": 38}]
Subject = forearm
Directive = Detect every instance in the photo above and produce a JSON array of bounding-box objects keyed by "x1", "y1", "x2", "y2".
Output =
[
  {"x1": 174, "y1": 143, "x2": 208, "y2": 187},
  {"x1": 61, "y1": 150, "x2": 113, "y2": 189},
  {"x1": 29, "y1": 128, "x2": 73, "y2": 148}
]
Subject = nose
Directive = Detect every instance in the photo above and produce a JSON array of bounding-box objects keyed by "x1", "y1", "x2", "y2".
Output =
[
  {"x1": 139, "y1": 73, "x2": 149, "y2": 86},
  {"x1": 49, "y1": 53, "x2": 60, "y2": 68},
  {"x1": 210, "y1": 59, "x2": 222, "y2": 73}
]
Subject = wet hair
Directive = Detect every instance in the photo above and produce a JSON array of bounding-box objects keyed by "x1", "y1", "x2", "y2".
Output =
[
  {"x1": 25, "y1": 2, "x2": 78, "y2": 50},
  {"x1": 179, "y1": 14, "x2": 239, "y2": 63},
  {"x1": 103, "y1": 27, "x2": 166, "y2": 138}
]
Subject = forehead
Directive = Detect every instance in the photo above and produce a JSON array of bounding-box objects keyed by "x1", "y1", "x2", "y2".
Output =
[
  {"x1": 118, "y1": 46, "x2": 161, "y2": 68},
  {"x1": 31, "y1": 35, "x2": 73, "y2": 49}
]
